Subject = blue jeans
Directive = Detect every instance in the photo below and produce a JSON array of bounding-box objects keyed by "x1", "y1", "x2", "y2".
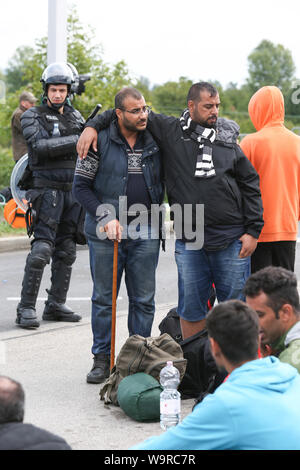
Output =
[
  {"x1": 175, "y1": 239, "x2": 251, "y2": 322},
  {"x1": 88, "y1": 225, "x2": 160, "y2": 355}
]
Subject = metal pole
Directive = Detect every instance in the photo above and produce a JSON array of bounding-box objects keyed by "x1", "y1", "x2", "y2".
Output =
[{"x1": 47, "y1": 0, "x2": 67, "y2": 64}]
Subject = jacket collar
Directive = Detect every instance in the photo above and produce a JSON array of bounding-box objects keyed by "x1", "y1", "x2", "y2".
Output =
[
  {"x1": 271, "y1": 320, "x2": 300, "y2": 352},
  {"x1": 109, "y1": 119, "x2": 158, "y2": 150},
  {"x1": 285, "y1": 320, "x2": 300, "y2": 346}
]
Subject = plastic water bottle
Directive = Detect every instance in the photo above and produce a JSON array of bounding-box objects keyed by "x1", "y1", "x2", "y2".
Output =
[
  {"x1": 52, "y1": 122, "x2": 60, "y2": 137},
  {"x1": 160, "y1": 361, "x2": 181, "y2": 430}
]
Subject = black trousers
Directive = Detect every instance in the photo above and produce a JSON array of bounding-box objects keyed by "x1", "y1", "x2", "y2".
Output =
[{"x1": 251, "y1": 241, "x2": 296, "y2": 274}]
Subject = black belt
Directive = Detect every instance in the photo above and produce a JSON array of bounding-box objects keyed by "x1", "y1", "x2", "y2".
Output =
[{"x1": 32, "y1": 177, "x2": 73, "y2": 192}]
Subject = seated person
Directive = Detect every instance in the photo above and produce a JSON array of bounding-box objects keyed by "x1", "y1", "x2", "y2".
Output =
[{"x1": 131, "y1": 300, "x2": 300, "y2": 450}]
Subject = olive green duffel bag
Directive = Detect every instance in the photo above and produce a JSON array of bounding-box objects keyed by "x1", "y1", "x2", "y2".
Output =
[
  {"x1": 100, "y1": 333, "x2": 187, "y2": 406},
  {"x1": 117, "y1": 372, "x2": 163, "y2": 422}
]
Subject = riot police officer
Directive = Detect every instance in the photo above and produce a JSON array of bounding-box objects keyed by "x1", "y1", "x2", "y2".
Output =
[{"x1": 17, "y1": 62, "x2": 85, "y2": 329}]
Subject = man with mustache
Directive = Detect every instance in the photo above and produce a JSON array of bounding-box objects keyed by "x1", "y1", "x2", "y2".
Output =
[
  {"x1": 73, "y1": 87, "x2": 164, "y2": 383},
  {"x1": 245, "y1": 266, "x2": 300, "y2": 373},
  {"x1": 77, "y1": 82, "x2": 263, "y2": 341}
]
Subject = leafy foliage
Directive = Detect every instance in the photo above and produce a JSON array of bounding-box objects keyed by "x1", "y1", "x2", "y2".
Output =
[
  {"x1": 247, "y1": 40, "x2": 296, "y2": 95},
  {"x1": 151, "y1": 77, "x2": 193, "y2": 115},
  {"x1": 0, "y1": 6, "x2": 300, "y2": 175},
  {"x1": 0, "y1": 147, "x2": 14, "y2": 188}
]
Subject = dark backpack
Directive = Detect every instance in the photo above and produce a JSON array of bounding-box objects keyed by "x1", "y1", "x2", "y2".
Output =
[
  {"x1": 159, "y1": 307, "x2": 227, "y2": 400},
  {"x1": 158, "y1": 284, "x2": 216, "y2": 342}
]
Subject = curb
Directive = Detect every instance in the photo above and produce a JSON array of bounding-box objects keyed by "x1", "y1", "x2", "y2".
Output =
[
  {"x1": 0, "y1": 236, "x2": 30, "y2": 253},
  {"x1": 0, "y1": 236, "x2": 90, "y2": 253},
  {"x1": 0, "y1": 222, "x2": 174, "y2": 254}
]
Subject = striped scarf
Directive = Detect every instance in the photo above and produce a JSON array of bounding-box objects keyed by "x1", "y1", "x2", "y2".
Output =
[{"x1": 180, "y1": 108, "x2": 216, "y2": 178}]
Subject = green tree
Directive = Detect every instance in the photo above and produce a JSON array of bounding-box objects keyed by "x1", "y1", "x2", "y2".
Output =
[
  {"x1": 134, "y1": 76, "x2": 152, "y2": 104},
  {"x1": 4, "y1": 46, "x2": 36, "y2": 92},
  {"x1": 247, "y1": 40, "x2": 296, "y2": 95},
  {"x1": 16, "y1": 6, "x2": 133, "y2": 117},
  {"x1": 0, "y1": 5, "x2": 133, "y2": 152},
  {"x1": 222, "y1": 82, "x2": 252, "y2": 113},
  {"x1": 283, "y1": 79, "x2": 300, "y2": 124},
  {"x1": 67, "y1": 8, "x2": 102, "y2": 74},
  {"x1": 152, "y1": 77, "x2": 193, "y2": 115}
]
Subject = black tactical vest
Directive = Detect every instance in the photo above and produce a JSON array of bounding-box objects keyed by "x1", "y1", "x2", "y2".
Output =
[{"x1": 25, "y1": 104, "x2": 84, "y2": 171}]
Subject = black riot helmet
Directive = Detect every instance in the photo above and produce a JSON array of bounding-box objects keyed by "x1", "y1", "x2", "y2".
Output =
[
  {"x1": 67, "y1": 63, "x2": 79, "y2": 95},
  {"x1": 41, "y1": 62, "x2": 75, "y2": 109}
]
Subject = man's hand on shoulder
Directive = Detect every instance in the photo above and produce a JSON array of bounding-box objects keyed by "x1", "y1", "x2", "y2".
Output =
[{"x1": 77, "y1": 127, "x2": 98, "y2": 159}]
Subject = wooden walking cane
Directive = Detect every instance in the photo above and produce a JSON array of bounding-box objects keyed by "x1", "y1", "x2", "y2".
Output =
[{"x1": 110, "y1": 240, "x2": 119, "y2": 371}]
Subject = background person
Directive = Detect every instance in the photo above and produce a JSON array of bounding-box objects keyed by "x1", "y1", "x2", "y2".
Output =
[
  {"x1": 0, "y1": 376, "x2": 71, "y2": 450},
  {"x1": 130, "y1": 300, "x2": 300, "y2": 450},
  {"x1": 240, "y1": 86, "x2": 300, "y2": 273},
  {"x1": 245, "y1": 266, "x2": 300, "y2": 372},
  {"x1": 11, "y1": 91, "x2": 37, "y2": 163},
  {"x1": 0, "y1": 91, "x2": 38, "y2": 204}
]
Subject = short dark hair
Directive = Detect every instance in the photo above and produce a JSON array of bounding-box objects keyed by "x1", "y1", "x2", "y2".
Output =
[
  {"x1": 206, "y1": 300, "x2": 259, "y2": 365},
  {"x1": 244, "y1": 266, "x2": 300, "y2": 318},
  {"x1": 0, "y1": 376, "x2": 25, "y2": 424},
  {"x1": 115, "y1": 87, "x2": 143, "y2": 109},
  {"x1": 187, "y1": 82, "x2": 218, "y2": 104}
]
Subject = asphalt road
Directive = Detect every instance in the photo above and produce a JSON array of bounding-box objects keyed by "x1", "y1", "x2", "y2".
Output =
[
  {"x1": 1, "y1": 236, "x2": 300, "y2": 451},
  {"x1": 2, "y1": 231, "x2": 300, "y2": 332},
  {"x1": 0, "y1": 235, "x2": 196, "y2": 451},
  {"x1": 0, "y1": 237, "x2": 178, "y2": 334}
]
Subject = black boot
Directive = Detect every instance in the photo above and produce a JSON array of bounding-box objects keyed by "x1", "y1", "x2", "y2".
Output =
[
  {"x1": 86, "y1": 354, "x2": 111, "y2": 384},
  {"x1": 16, "y1": 305, "x2": 40, "y2": 329},
  {"x1": 16, "y1": 267, "x2": 43, "y2": 329},
  {"x1": 16, "y1": 241, "x2": 52, "y2": 329},
  {"x1": 42, "y1": 261, "x2": 81, "y2": 322},
  {"x1": 43, "y1": 298, "x2": 81, "y2": 322}
]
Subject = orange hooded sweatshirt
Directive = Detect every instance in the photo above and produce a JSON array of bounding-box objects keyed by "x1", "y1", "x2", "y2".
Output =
[{"x1": 240, "y1": 86, "x2": 300, "y2": 242}]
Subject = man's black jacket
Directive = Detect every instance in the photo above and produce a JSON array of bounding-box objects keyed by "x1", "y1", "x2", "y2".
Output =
[
  {"x1": 0, "y1": 422, "x2": 71, "y2": 450},
  {"x1": 86, "y1": 111, "x2": 264, "y2": 241}
]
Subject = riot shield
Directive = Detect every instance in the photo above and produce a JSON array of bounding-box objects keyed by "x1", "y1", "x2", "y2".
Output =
[{"x1": 10, "y1": 154, "x2": 28, "y2": 212}]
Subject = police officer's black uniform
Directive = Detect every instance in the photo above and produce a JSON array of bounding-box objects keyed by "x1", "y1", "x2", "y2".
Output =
[{"x1": 17, "y1": 63, "x2": 85, "y2": 329}]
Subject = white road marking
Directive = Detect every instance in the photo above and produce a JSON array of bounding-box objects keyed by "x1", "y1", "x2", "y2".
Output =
[{"x1": 7, "y1": 297, "x2": 123, "y2": 301}]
